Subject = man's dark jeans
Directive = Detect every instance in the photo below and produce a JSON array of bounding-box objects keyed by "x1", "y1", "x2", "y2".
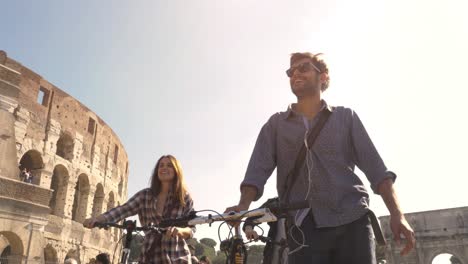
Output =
[{"x1": 288, "y1": 212, "x2": 376, "y2": 264}]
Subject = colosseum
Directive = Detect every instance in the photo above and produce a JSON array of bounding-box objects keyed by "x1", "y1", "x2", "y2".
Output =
[{"x1": 0, "y1": 50, "x2": 129, "y2": 264}]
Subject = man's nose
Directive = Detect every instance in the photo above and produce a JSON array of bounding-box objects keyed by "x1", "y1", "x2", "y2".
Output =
[{"x1": 291, "y1": 68, "x2": 302, "y2": 78}]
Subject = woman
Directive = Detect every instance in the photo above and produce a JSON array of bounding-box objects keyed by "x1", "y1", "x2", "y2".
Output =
[{"x1": 83, "y1": 155, "x2": 196, "y2": 263}]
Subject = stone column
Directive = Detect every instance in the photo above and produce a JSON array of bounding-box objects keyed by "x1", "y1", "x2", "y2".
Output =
[
  {"x1": 37, "y1": 169, "x2": 53, "y2": 189},
  {"x1": 24, "y1": 223, "x2": 46, "y2": 264},
  {"x1": 0, "y1": 62, "x2": 21, "y2": 180},
  {"x1": 64, "y1": 178, "x2": 78, "y2": 219}
]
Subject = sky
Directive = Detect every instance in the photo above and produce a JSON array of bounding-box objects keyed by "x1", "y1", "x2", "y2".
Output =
[{"x1": 2, "y1": 0, "x2": 468, "y2": 262}]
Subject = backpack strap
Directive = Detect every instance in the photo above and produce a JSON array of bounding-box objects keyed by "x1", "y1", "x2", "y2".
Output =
[{"x1": 282, "y1": 109, "x2": 332, "y2": 202}]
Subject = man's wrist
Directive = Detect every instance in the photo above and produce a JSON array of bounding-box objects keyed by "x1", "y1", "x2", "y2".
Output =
[
  {"x1": 238, "y1": 201, "x2": 250, "y2": 211},
  {"x1": 390, "y1": 211, "x2": 404, "y2": 219}
]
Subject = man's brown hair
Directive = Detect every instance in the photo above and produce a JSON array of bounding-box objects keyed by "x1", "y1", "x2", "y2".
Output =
[{"x1": 290, "y1": 52, "x2": 330, "y2": 92}]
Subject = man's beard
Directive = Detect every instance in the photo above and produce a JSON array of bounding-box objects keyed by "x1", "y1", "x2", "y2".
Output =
[{"x1": 291, "y1": 77, "x2": 321, "y2": 98}]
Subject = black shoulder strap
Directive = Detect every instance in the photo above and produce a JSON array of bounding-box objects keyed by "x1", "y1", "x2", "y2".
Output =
[{"x1": 282, "y1": 109, "x2": 332, "y2": 202}]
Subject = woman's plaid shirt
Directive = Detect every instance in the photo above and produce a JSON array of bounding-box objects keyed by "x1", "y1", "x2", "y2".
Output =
[{"x1": 102, "y1": 188, "x2": 196, "y2": 264}]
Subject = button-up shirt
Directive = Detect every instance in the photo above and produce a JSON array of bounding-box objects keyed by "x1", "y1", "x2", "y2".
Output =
[
  {"x1": 241, "y1": 100, "x2": 395, "y2": 227},
  {"x1": 103, "y1": 188, "x2": 195, "y2": 263}
]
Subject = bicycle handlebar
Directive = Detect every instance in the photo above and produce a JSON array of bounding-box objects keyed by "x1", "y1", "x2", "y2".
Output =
[
  {"x1": 93, "y1": 200, "x2": 309, "y2": 231},
  {"x1": 159, "y1": 200, "x2": 310, "y2": 227},
  {"x1": 95, "y1": 221, "x2": 167, "y2": 233}
]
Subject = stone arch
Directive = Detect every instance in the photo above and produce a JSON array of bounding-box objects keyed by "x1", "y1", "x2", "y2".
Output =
[
  {"x1": 0, "y1": 231, "x2": 24, "y2": 264},
  {"x1": 91, "y1": 183, "x2": 105, "y2": 218},
  {"x1": 56, "y1": 132, "x2": 74, "y2": 161},
  {"x1": 71, "y1": 173, "x2": 90, "y2": 223},
  {"x1": 43, "y1": 244, "x2": 58, "y2": 264},
  {"x1": 18, "y1": 149, "x2": 43, "y2": 184},
  {"x1": 65, "y1": 248, "x2": 79, "y2": 264},
  {"x1": 429, "y1": 249, "x2": 465, "y2": 264},
  {"x1": 19, "y1": 149, "x2": 43, "y2": 170},
  {"x1": 49, "y1": 164, "x2": 70, "y2": 217}
]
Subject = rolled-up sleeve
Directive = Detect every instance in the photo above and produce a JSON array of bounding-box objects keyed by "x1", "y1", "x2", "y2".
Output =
[
  {"x1": 350, "y1": 110, "x2": 397, "y2": 194},
  {"x1": 241, "y1": 116, "x2": 277, "y2": 201}
]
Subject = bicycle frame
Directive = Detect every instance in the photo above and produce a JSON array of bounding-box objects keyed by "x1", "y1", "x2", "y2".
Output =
[
  {"x1": 95, "y1": 220, "x2": 164, "y2": 264},
  {"x1": 120, "y1": 220, "x2": 136, "y2": 264},
  {"x1": 220, "y1": 225, "x2": 248, "y2": 264}
]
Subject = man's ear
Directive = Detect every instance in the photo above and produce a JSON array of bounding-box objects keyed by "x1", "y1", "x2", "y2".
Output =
[{"x1": 320, "y1": 73, "x2": 328, "y2": 83}]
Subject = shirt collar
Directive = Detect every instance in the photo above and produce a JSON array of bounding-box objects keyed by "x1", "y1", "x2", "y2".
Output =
[{"x1": 284, "y1": 99, "x2": 334, "y2": 120}]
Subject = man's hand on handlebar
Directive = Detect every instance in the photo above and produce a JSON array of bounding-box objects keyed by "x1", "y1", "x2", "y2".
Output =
[
  {"x1": 224, "y1": 204, "x2": 249, "y2": 227},
  {"x1": 224, "y1": 203, "x2": 249, "y2": 214},
  {"x1": 243, "y1": 225, "x2": 259, "y2": 241}
]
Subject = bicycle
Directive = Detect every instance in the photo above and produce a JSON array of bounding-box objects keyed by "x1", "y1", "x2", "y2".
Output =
[
  {"x1": 95, "y1": 220, "x2": 166, "y2": 264},
  {"x1": 157, "y1": 200, "x2": 308, "y2": 264},
  {"x1": 95, "y1": 200, "x2": 310, "y2": 264}
]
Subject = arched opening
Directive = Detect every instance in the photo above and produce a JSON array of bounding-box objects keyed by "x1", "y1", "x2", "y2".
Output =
[
  {"x1": 118, "y1": 177, "x2": 123, "y2": 197},
  {"x1": 0, "y1": 231, "x2": 24, "y2": 264},
  {"x1": 56, "y1": 133, "x2": 74, "y2": 161},
  {"x1": 91, "y1": 183, "x2": 105, "y2": 218},
  {"x1": 107, "y1": 191, "x2": 115, "y2": 212},
  {"x1": 0, "y1": 245, "x2": 11, "y2": 263},
  {"x1": 65, "y1": 249, "x2": 79, "y2": 264},
  {"x1": 18, "y1": 150, "x2": 43, "y2": 184},
  {"x1": 432, "y1": 253, "x2": 462, "y2": 264},
  {"x1": 71, "y1": 174, "x2": 90, "y2": 223},
  {"x1": 49, "y1": 165, "x2": 70, "y2": 217},
  {"x1": 44, "y1": 244, "x2": 58, "y2": 264}
]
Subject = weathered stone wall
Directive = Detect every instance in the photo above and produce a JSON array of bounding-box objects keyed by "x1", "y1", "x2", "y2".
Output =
[
  {"x1": 379, "y1": 207, "x2": 468, "y2": 264},
  {"x1": 0, "y1": 50, "x2": 129, "y2": 264}
]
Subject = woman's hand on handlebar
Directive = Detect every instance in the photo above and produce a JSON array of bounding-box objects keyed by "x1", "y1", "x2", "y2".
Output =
[
  {"x1": 83, "y1": 215, "x2": 106, "y2": 228},
  {"x1": 165, "y1": 226, "x2": 192, "y2": 239}
]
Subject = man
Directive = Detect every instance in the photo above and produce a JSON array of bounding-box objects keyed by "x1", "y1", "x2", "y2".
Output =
[{"x1": 226, "y1": 52, "x2": 415, "y2": 263}]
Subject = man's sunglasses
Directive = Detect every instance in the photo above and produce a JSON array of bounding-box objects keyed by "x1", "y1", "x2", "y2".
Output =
[{"x1": 286, "y1": 62, "x2": 321, "y2": 77}]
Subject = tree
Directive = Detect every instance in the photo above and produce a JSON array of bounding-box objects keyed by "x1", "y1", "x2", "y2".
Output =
[
  {"x1": 186, "y1": 238, "x2": 198, "y2": 247},
  {"x1": 246, "y1": 245, "x2": 264, "y2": 264},
  {"x1": 195, "y1": 244, "x2": 206, "y2": 256},
  {"x1": 451, "y1": 256, "x2": 462, "y2": 264},
  {"x1": 212, "y1": 251, "x2": 227, "y2": 264},
  {"x1": 200, "y1": 238, "x2": 217, "y2": 248},
  {"x1": 193, "y1": 238, "x2": 216, "y2": 260}
]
